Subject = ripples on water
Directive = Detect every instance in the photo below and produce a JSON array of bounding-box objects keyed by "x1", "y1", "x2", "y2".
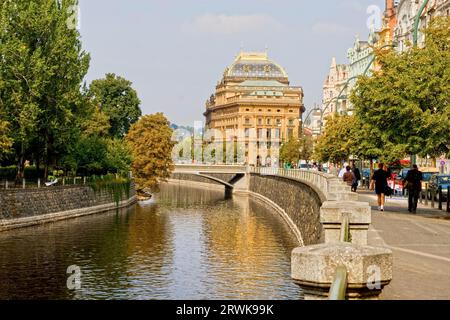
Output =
[{"x1": 0, "y1": 183, "x2": 302, "y2": 300}]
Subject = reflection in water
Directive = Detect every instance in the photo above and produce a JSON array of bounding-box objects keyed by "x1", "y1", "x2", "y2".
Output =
[{"x1": 0, "y1": 183, "x2": 301, "y2": 300}]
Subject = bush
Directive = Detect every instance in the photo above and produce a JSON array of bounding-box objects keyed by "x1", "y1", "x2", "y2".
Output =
[{"x1": 0, "y1": 166, "x2": 45, "y2": 180}]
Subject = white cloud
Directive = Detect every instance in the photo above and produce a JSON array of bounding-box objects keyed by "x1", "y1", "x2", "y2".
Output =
[
  {"x1": 181, "y1": 14, "x2": 285, "y2": 35},
  {"x1": 311, "y1": 22, "x2": 352, "y2": 36}
]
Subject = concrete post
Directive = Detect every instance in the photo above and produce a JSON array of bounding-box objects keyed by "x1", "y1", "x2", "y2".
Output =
[
  {"x1": 320, "y1": 201, "x2": 372, "y2": 246},
  {"x1": 22, "y1": 178, "x2": 25, "y2": 189},
  {"x1": 292, "y1": 243, "x2": 393, "y2": 300}
]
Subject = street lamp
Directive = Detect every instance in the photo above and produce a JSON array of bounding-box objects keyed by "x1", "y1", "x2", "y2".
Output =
[
  {"x1": 409, "y1": 0, "x2": 429, "y2": 167},
  {"x1": 413, "y1": 0, "x2": 430, "y2": 47},
  {"x1": 317, "y1": 43, "x2": 397, "y2": 135}
]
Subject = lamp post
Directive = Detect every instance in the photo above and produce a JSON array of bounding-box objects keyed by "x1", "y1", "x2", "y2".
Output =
[
  {"x1": 413, "y1": 0, "x2": 430, "y2": 47},
  {"x1": 317, "y1": 43, "x2": 397, "y2": 135},
  {"x1": 409, "y1": 0, "x2": 429, "y2": 167}
]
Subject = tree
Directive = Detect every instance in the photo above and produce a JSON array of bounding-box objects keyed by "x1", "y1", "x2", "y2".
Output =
[
  {"x1": 351, "y1": 17, "x2": 450, "y2": 163},
  {"x1": 0, "y1": 0, "x2": 90, "y2": 179},
  {"x1": 313, "y1": 115, "x2": 354, "y2": 164},
  {"x1": 280, "y1": 138, "x2": 301, "y2": 165},
  {"x1": 300, "y1": 135, "x2": 314, "y2": 163},
  {"x1": 125, "y1": 113, "x2": 174, "y2": 192},
  {"x1": 0, "y1": 119, "x2": 13, "y2": 158},
  {"x1": 89, "y1": 73, "x2": 142, "y2": 138},
  {"x1": 104, "y1": 138, "x2": 133, "y2": 174}
]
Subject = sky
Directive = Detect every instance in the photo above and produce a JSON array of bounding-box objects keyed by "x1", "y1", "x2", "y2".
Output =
[{"x1": 78, "y1": 0, "x2": 385, "y2": 126}]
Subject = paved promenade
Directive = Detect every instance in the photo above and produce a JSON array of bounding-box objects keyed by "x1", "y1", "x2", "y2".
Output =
[{"x1": 358, "y1": 191, "x2": 450, "y2": 300}]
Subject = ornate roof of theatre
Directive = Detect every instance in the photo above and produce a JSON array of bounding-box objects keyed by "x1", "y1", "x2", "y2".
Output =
[{"x1": 224, "y1": 52, "x2": 289, "y2": 80}]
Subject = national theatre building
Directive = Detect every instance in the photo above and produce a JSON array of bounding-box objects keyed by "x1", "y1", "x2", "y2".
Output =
[{"x1": 204, "y1": 52, "x2": 305, "y2": 166}]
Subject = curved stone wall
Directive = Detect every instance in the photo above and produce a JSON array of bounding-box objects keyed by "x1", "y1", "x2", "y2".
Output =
[
  {"x1": 249, "y1": 174, "x2": 323, "y2": 246},
  {"x1": 170, "y1": 172, "x2": 324, "y2": 246}
]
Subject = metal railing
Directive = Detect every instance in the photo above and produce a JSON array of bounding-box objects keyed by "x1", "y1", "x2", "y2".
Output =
[{"x1": 329, "y1": 213, "x2": 351, "y2": 300}]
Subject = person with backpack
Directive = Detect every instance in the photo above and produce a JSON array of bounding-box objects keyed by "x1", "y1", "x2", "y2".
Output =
[
  {"x1": 343, "y1": 166, "x2": 355, "y2": 187},
  {"x1": 351, "y1": 162, "x2": 361, "y2": 192},
  {"x1": 403, "y1": 165, "x2": 423, "y2": 214}
]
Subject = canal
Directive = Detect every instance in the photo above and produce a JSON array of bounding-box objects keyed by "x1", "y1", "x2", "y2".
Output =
[{"x1": 0, "y1": 183, "x2": 301, "y2": 299}]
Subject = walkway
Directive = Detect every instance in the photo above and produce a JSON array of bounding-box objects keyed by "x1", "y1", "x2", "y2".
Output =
[{"x1": 358, "y1": 191, "x2": 450, "y2": 300}]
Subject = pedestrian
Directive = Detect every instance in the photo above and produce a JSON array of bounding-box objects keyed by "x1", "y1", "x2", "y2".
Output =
[
  {"x1": 338, "y1": 163, "x2": 348, "y2": 178},
  {"x1": 351, "y1": 162, "x2": 361, "y2": 192},
  {"x1": 343, "y1": 166, "x2": 355, "y2": 187},
  {"x1": 403, "y1": 165, "x2": 423, "y2": 213},
  {"x1": 329, "y1": 164, "x2": 338, "y2": 176},
  {"x1": 370, "y1": 163, "x2": 390, "y2": 212}
]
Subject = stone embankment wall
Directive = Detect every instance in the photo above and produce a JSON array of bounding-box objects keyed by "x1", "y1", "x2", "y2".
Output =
[
  {"x1": 170, "y1": 172, "x2": 323, "y2": 246},
  {"x1": 249, "y1": 174, "x2": 323, "y2": 246},
  {"x1": 0, "y1": 183, "x2": 136, "y2": 231}
]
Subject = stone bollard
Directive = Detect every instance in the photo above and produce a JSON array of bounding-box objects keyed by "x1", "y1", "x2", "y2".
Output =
[
  {"x1": 291, "y1": 243, "x2": 393, "y2": 300},
  {"x1": 320, "y1": 201, "x2": 371, "y2": 245}
]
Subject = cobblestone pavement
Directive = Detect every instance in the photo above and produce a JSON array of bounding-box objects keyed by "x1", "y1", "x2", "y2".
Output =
[{"x1": 358, "y1": 191, "x2": 450, "y2": 300}]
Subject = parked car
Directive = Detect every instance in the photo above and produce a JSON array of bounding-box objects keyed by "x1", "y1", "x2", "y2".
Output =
[
  {"x1": 393, "y1": 168, "x2": 410, "y2": 194},
  {"x1": 420, "y1": 167, "x2": 440, "y2": 190},
  {"x1": 427, "y1": 174, "x2": 450, "y2": 200}
]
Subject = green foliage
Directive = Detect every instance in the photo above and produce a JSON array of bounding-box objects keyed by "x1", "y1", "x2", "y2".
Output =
[
  {"x1": 88, "y1": 73, "x2": 142, "y2": 138},
  {"x1": 88, "y1": 174, "x2": 131, "y2": 207},
  {"x1": 0, "y1": 119, "x2": 13, "y2": 158},
  {"x1": 125, "y1": 113, "x2": 174, "y2": 192},
  {"x1": 280, "y1": 138, "x2": 301, "y2": 165},
  {"x1": 104, "y1": 138, "x2": 133, "y2": 173},
  {"x1": 300, "y1": 135, "x2": 314, "y2": 162},
  {"x1": 351, "y1": 16, "x2": 450, "y2": 160},
  {"x1": 314, "y1": 115, "x2": 354, "y2": 164},
  {"x1": 0, "y1": 0, "x2": 90, "y2": 178},
  {"x1": 0, "y1": 165, "x2": 44, "y2": 180}
]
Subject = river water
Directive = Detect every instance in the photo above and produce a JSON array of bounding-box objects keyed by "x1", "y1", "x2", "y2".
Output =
[{"x1": 0, "y1": 183, "x2": 302, "y2": 300}]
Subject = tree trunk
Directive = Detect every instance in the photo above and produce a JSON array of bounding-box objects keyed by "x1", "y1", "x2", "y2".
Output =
[{"x1": 15, "y1": 141, "x2": 25, "y2": 184}]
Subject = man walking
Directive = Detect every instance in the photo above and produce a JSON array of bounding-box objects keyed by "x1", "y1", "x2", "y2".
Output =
[{"x1": 403, "y1": 165, "x2": 423, "y2": 213}]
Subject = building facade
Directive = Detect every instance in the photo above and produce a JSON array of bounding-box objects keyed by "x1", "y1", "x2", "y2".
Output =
[
  {"x1": 395, "y1": 0, "x2": 450, "y2": 52},
  {"x1": 204, "y1": 52, "x2": 304, "y2": 166},
  {"x1": 321, "y1": 57, "x2": 350, "y2": 119}
]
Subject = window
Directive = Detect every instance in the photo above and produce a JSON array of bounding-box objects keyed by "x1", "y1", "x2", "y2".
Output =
[
  {"x1": 246, "y1": 108, "x2": 250, "y2": 112},
  {"x1": 245, "y1": 128, "x2": 250, "y2": 137},
  {"x1": 266, "y1": 118, "x2": 271, "y2": 125},
  {"x1": 257, "y1": 129, "x2": 263, "y2": 139},
  {"x1": 245, "y1": 118, "x2": 250, "y2": 125},
  {"x1": 288, "y1": 129, "x2": 294, "y2": 139},
  {"x1": 258, "y1": 118, "x2": 262, "y2": 125},
  {"x1": 276, "y1": 119, "x2": 281, "y2": 125},
  {"x1": 288, "y1": 119, "x2": 294, "y2": 126},
  {"x1": 274, "y1": 128, "x2": 280, "y2": 139}
]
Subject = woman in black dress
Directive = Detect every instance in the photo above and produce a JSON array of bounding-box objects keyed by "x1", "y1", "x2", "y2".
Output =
[{"x1": 370, "y1": 163, "x2": 390, "y2": 212}]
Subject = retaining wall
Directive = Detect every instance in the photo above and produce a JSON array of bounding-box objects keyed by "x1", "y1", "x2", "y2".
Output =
[{"x1": 0, "y1": 183, "x2": 136, "y2": 231}]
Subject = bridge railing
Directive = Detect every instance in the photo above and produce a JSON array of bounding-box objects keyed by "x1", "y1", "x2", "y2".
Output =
[{"x1": 249, "y1": 167, "x2": 339, "y2": 199}]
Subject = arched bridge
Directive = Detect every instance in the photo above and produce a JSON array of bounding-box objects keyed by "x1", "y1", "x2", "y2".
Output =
[{"x1": 173, "y1": 164, "x2": 248, "y2": 198}]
